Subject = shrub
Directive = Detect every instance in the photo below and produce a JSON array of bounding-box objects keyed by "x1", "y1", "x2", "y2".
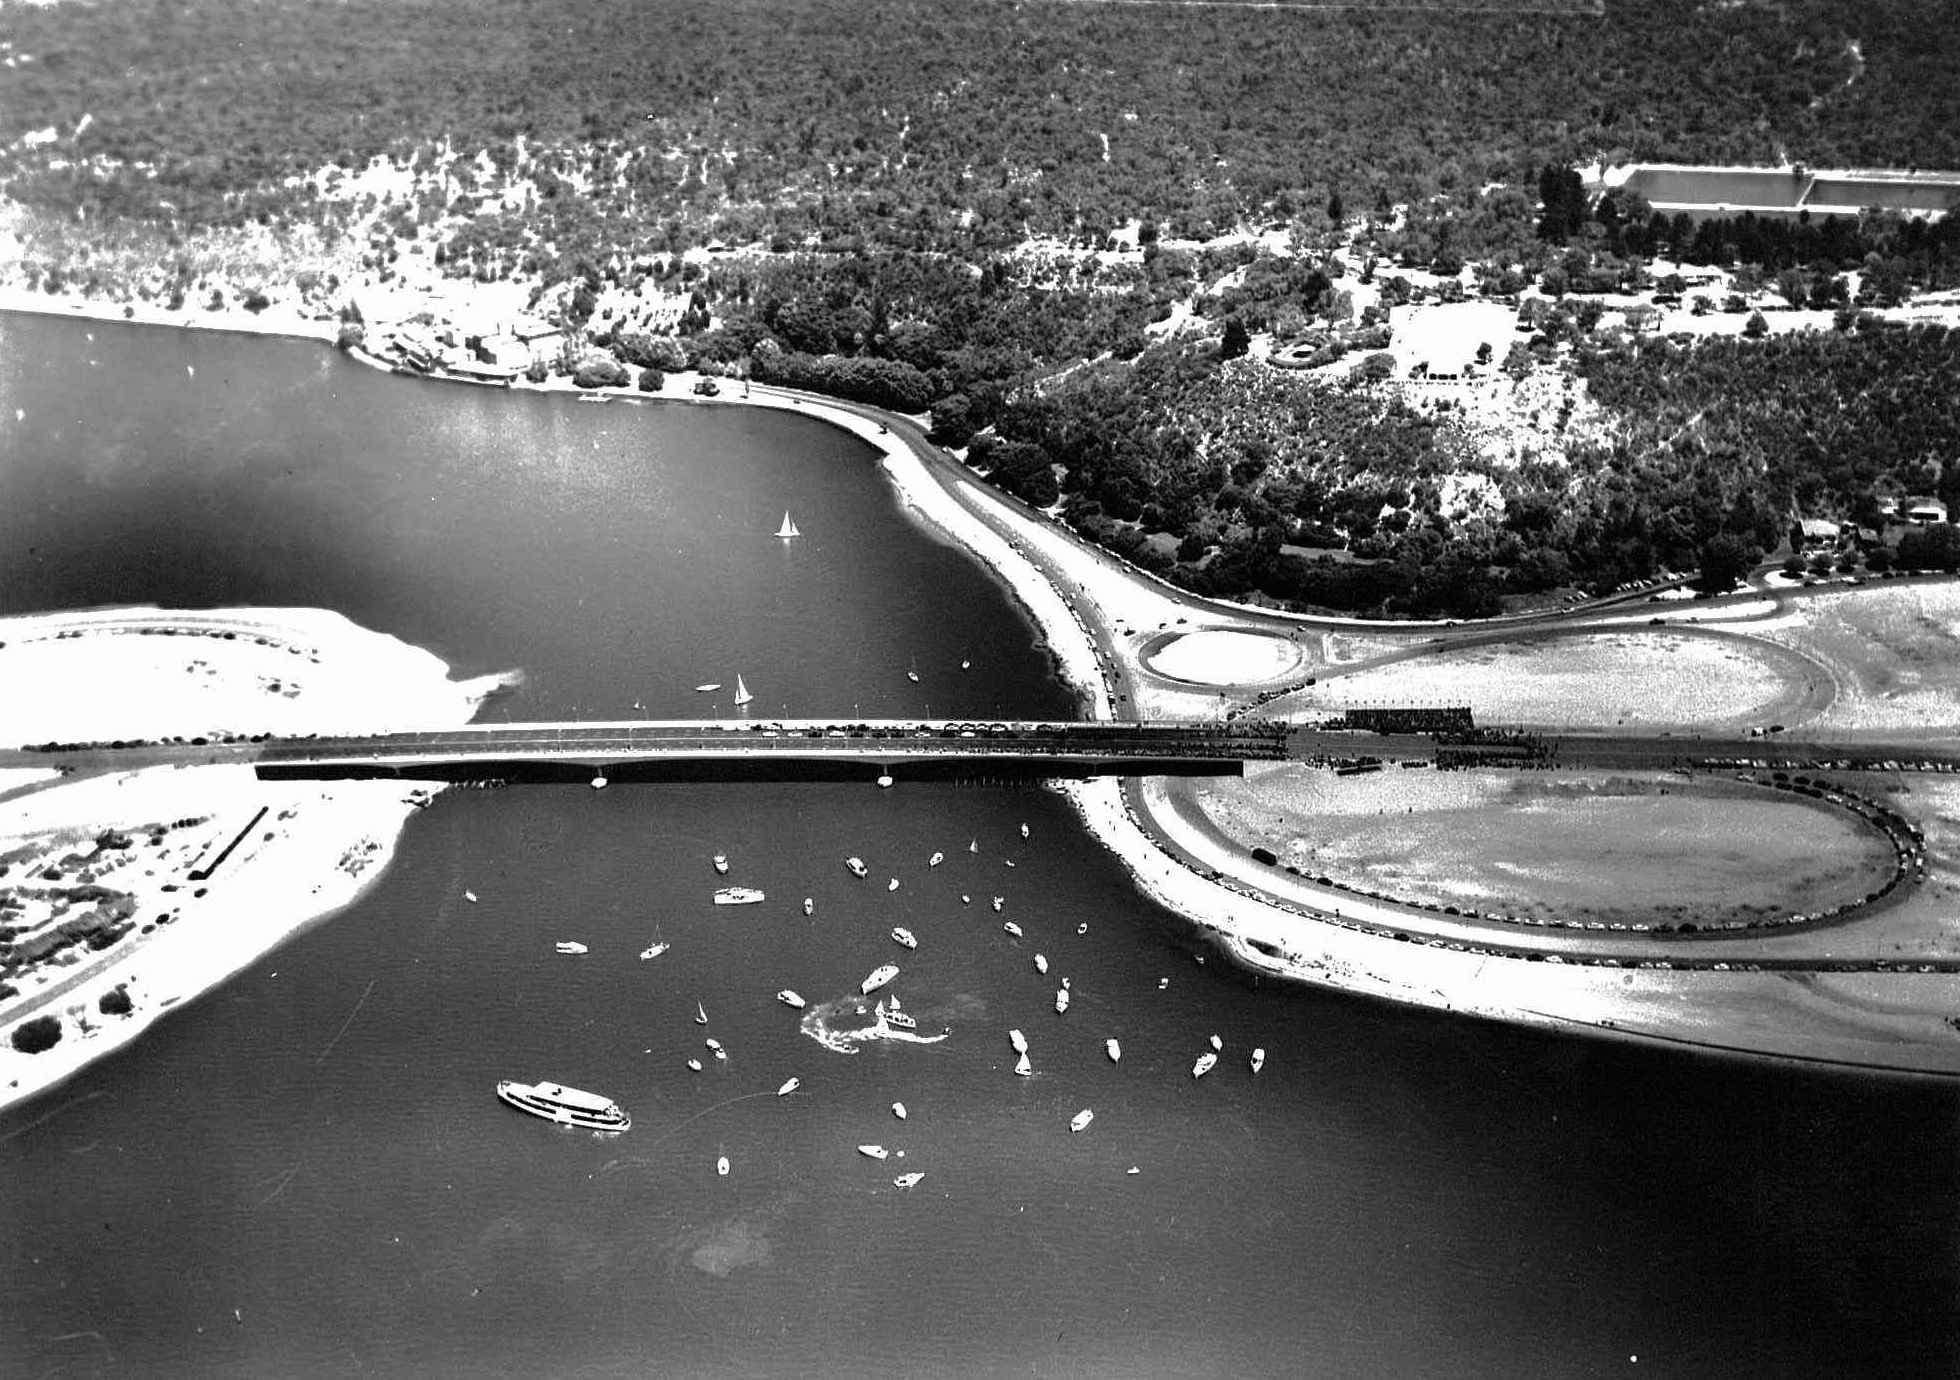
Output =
[
  {"x1": 99, "y1": 985, "x2": 133, "y2": 1016},
  {"x1": 638, "y1": 366, "x2": 664, "y2": 392},
  {"x1": 11, "y1": 1015, "x2": 61, "y2": 1054},
  {"x1": 571, "y1": 351, "x2": 629, "y2": 389}
]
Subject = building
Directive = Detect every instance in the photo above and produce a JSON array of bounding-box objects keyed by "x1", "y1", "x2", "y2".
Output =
[{"x1": 1904, "y1": 497, "x2": 1949, "y2": 526}]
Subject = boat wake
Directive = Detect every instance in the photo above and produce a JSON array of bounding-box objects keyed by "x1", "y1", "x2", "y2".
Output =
[{"x1": 799, "y1": 994, "x2": 951, "y2": 1056}]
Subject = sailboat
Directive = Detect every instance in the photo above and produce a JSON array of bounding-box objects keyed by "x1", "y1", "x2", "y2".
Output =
[
  {"x1": 733, "y1": 674, "x2": 753, "y2": 707},
  {"x1": 776, "y1": 512, "x2": 800, "y2": 539}
]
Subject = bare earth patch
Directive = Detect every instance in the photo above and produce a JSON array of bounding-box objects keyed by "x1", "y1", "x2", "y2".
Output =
[
  {"x1": 1194, "y1": 765, "x2": 1893, "y2": 928},
  {"x1": 1308, "y1": 631, "x2": 1806, "y2": 728},
  {"x1": 1760, "y1": 583, "x2": 1960, "y2": 734}
]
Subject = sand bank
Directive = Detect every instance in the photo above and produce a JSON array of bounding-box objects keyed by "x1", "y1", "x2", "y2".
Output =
[{"x1": 0, "y1": 607, "x2": 509, "y2": 1114}]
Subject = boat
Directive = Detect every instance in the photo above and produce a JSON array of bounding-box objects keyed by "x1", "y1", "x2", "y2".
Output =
[
  {"x1": 861, "y1": 963, "x2": 900, "y2": 994},
  {"x1": 1250, "y1": 1048, "x2": 1266, "y2": 1074},
  {"x1": 1008, "y1": 1029, "x2": 1028, "y2": 1054},
  {"x1": 906, "y1": 658, "x2": 920, "y2": 684},
  {"x1": 1106, "y1": 1039, "x2": 1121, "y2": 1062},
  {"x1": 695, "y1": 1001, "x2": 708, "y2": 1025},
  {"x1": 639, "y1": 941, "x2": 670, "y2": 960},
  {"x1": 777, "y1": 1077, "x2": 800, "y2": 1096},
  {"x1": 968, "y1": 840, "x2": 978, "y2": 854},
  {"x1": 846, "y1": 856, "x2": 868, "y2": 878},
  {"x1": 717, "y1": 1155, "x2": 730, "y2": 1177},
  {"x1": 1157, "y1": 978, "x2": 1170, "y2": 991},
  {"x1": 1019, "y1": 822, "x2": 1029, "y2": 840},
  {"x1": 1003, "y1": 922, "x2": 1022, "y2": 937},
  {"x1": 875, "y1": 997, "x2": 917, "y2": 1031},
  {"x1": 1054, "y1": 988, "x2": 1070, "y2": 1015},
  {"x1": 991, "y1": 897, "x2": 1003, "y2": 912},
  {"x1": 555, "y1": 941, "x2": 588, "y2": 955},
  {"x1": 1127, "y1": 1167, "x2": 1140, "y2": 1176},
  {"x1": 733, "y1": 674, "x2": 753, "y2": 707},
  {"x1": 877, "y1": 774, "x2": 894, "y2": 789},
  {"x1": 1076, "y1": 922, "x2": 1088, "y2": 935},
  {"x1": 590, "y1": 774, "x2": 608, "y2": 790},
  {"x1": 496, "y1": 1079, "x2": 630, "y2": 1132},
  {"x1": 777, "y1": 989, "x2": 806, "y2": 1009},
  {"x1": 858, "y1": 1145, "x2": 889, "y2": 1160},
  {"x1": 961, "y1": 895, "x2": 970, "y2": 905},
  {"x1": 1004, "y1": 859, "x2": 1016, "y2": 868},
  {"x1": 893, "y1": 1172, "x2": 925, "y2": 1190},
  {"x1": 713, "y1": 852, "x2": 729, "y2": 874},
  {"x1": 892, "y1": 1102, "x2": 907, "y2": 1120},
  {"x1": 1013, "y1": 1052, "x2": 1033, "y2": 1077},
  {"x1": 960, "y1": 659, "x2": 971, "y2": 671},
  {"x1": 687, "y1": 1059, "x2": 702, "y2": 1072},
  {"x1": 1208, "y1": 1034, "x2": 1223, "y2": 1052},
  {"x1": 1070, "y1": 1109, "x2": 1094, "y2": 1133},
  {"x1": 694, "y1": 682, "x2": 721, "y2": 692},
  {"x1": 1192, "y1": 1052, "x2": 1218, "y2": 1078},
  {"x1": 775, "y1": 511, "x2": 800, "y2": 539},
  {"x1": 803, "y1": 897, "x2": 814, "y2": 916},
  {"x1": 891, "y1": 927, "x2": 917, "y2": 950},
  {"x1": 464, "y1": 889, "x2": 478, "y2": 903},
  {"x1": 887, "y1": 878, "x2": 900, "y2": 892},
  {"x1": 707, "y1": 1040, "x2": 727, "y2": 1061},
  {"x1": 928, "y1": 851, "x2": 944, "y2": 868},
  {"x1": 1034, "y1": 954, "x2": 1048, "y2": 974},
  {"x1": 713, "y1": 887, "x2": 765, "y2": 906}
]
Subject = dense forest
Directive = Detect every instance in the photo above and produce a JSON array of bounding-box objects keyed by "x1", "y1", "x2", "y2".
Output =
[{"x1": 3, "y1": 0, "x2": 1956, "y2": 259}]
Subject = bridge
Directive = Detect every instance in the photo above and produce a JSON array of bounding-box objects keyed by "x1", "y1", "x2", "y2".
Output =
[{"x1": 36, "y1": 718, "x2": 1291, "y2": 785}]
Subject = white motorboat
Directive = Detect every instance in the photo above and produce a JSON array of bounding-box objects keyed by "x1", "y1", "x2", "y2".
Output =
[
  {"x1": 1250, "y1": 1048, "x2": 1266, "y2": 1074},
  {"x1": 714, "y1": 887, "x2": 765, "y2": 906},
  {"x1": 803, "y1": 897, "x2": 814, "y2": 916},
  {"x1": 777, "y1": 989, "x2": 806, "y2": 1009},
  {"x1": 892, "y1": 1102, "x2": 907, "y2": 1120},
  {"x1": 717, "y1": 1155, "x2": 730, "y2": 1177},
  {"x1": 705, "y1": 1038, "x2": 725, "y2": 1059},
  {"x1": 687, "y1": 1059, "x2": 703, "y2": 1072},
  {"x1": 961, "y1": 895, "x2": 970, "y2": 905},
  {"x1": 1157, "y1": 978, "x2": 1170, "y2": 990},
  {"x1": 1008, "y1": 1029, "x2": 1028, "y2": 1054},
  {"x1": 777, "y1": 1077, "x2": 801, "y2": 1096},
  {"x1": 1054, "y1": 988, "x2": 1070, "y2": 1015},
  {"x1": 464, "y1": 890, "x2": 477, "y2": 903},
  {"x1": 928, "y1": 851, "x2": 944, "y2": 867},
  {"x1": 960, "y1": 659, "x2": 971, "y2": 670},
  {"x1": 1208, "y1": 1034, "x2": 1223, "y2": 1052},
  {"x1": 1070, "y1": 1109, "x2": 1094, "y2": 1133},
  {"x1": 1076, "y1": 922, "x2": 1088, "y2": 935},
  {"x1": 713, "y1": 852, "x2": 729, "y2": 874},
  {"x1": 1013, "y1": 1052, "x2": 1033, "y2": 1077},
  {"x1": 733, "y1": 674, "x2": 753, "y2": 707},
  {"x1": 694, "y1": 682, "x2": 722, "y2": 692},
  {"x1": 1019, "y1": 822, "x2": 1029, "y2": 840},
  {"x1": 891, "y1": 927, "x2": 918, "y2": 950},
  {"x1": 877, "y1": 774, "x2": 894, "y2": 788},
  {"x1": 858, "y1": 1145, "x2": 889, "y2": 1160},
  {"x1": 1192, "y1": 1051, "x2": 1218, "y2": 1078},
  {"x1": 1003, "y1": 922, "x2": 1022, "y2": 937},
  {"x1": 590, "y1": 774, "x2": 607, "y2": 790},
  {"x1": 1034, "y1": 954, "x2": 1048, "y2": 974},
  {"x1": 874, "y1": 997, "x2": 917, "y2": 1031},
  {"x1": 991, "y1": 897, "x2": 1003, "y2": 912},
  {"x1": 1106, "y1": 1038, "x2": 1121, "y2": 1063},
  {"x1": 861, "y1": 963, "x2": 900, "y2": 994},
  {"x1": 555, "y1": 941, "x2": 588, "y2": 955},
  {"x1": 776, "y1": 511, "x2": 800, "y2": 539},
  {"x1": 496, "y1": 1079, "x2": 630, "y2": 1132},
  {"x1": 846, "y1": 856, "x2": 868, "y2": 878},
  {"x1": 887, "y1": 878, "x2": 900, "y2": 892},
  {"x1": 639, "y1": 941, "x2": 670, "y2": 960},
  {"x1": 893, "y1": 1172, "x2": 925, "y2": 1189}
]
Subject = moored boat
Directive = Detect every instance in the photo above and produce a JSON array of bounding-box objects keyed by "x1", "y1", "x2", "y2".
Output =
[
  {"x1": 1013, "y1": 1052, "x2": 1033, "y2": 1077},
  {"x1": 776, "y1": 511, "x2": 800, "y2": 539},
  {"x1": 694, "y1": 682, "x2": 722, "y2": 692},
  {"x1": 1034, "y1": 954, "x2": 1048, "y2": 974},
  {"x1": 858, "y1": 1144, "x2": 889, "y2": 1160},
  {"x1": 1250, "y1": 1047, "x2": 1266, "y2": 1074},
  {"x1": 717, "y1": 1155, "x2": 730, "y2": 1177},
  {"x1": 887, "y1": 878, "x2": 900, "y2": 892},
  {"x1": 639, "y1": 941, "x2": 670, "y2": 960},
  {"x1": 496, "y1": 1079, "x2": 630, "y2": 1132},
  {"x1": 1054, "y1": 988, "x2": 1070, "y2": 1015},
  {"x1": 928, "y1": 851, "x2": 944, "y2": 867},
  {"x1": 777, "y1": 1077, "x2": 800, "y2": 1096},
  {"x1": 893, "y1": 1172, "x2": 924, "y2": 1189},
  {"x1": 803, "y1": 897, "x2": 814, "y2": 916},
  {"x1": 991, "y1": 896, "x2": 1003, "y2": 912},
  {"x1": 1070, "y1": 1109, "x2": 1094, "y2": 1133},
  {"x1": 777, "y1": 989, "x2": 806, "y2": 1009},
  {"x1": 1192, "y1": 1051, "x2": 1218, "y2": 1078},
  {"x1": 713, "y1": 852, "x2": 729, "y2": 874},
  {"x1": 1003, "y1": 922, "x2": 1022, "y2": 937},
  {"x1": 892, "y1": 1102, "x2": 907, "y2": 1120},
  {"x1": 695, "y1": 1001, "x2": 708, "y2": 1025},
  {"x1": 846, "y1": 856, "x2": 868, "y2": 878},
  {"x1": 713, "y1": 886, "x2": 765, "y2": 906},
  {"x1": 891, "y1": 927, "x2": 918, "y2": 950},
  {"x1": 1020, "y1": 822, "x2": 1029, "y2": 840},
  {"x1": 861, "y1": 963, "x2": 900, "y2": 994},
  {"x1": 464, "y1": 889, "x2": 477, "y2": 903},
  {"x1": 555, "y1": 941, "x2": 588, "y2": 955},
  {"x1": 1106, "y1": 1038, "x2": 1121, "y2": 1063},
  {"x1": 1208, "y1": 1034, "x2": 1223, "y2": 1052}
]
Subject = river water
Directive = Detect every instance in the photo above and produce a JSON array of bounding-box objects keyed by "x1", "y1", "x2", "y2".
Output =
[{"x1": 1, "y1": 314, "x2": 1956, "y2": 1377}]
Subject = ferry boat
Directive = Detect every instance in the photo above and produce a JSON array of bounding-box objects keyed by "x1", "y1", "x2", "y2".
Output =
[
  {"x1": 1070, "y1": 1109, "x2": 1094, "y2": 1133},
  {"x1": 845, "y1": 856, "x2": 868, "y2": 878},
  {"x1": 496, "y1": 1079, "x2": 630, "y2": 1132},
  {"x1": 777, "y1": 989, "x2": 806, "y2": 1009},
  {"x1": 893, "y1": 1172, "x2": 925, "y2": 1190},
  {"x1": 712, "y1": 852, "x2": 729, "y2": 875},
  {"x1": 891, "y1": 927, "x2": 918, "y2": 950},
  {"x1": 713, "y1": 886, "x2": 765, "y2": 906},
  {"x1": 861, "y1": 963, "x2": 900, "y2": 994},
  {"x1": 1192, "y1": 1051, "x2": 1218, "y2": 1078}
]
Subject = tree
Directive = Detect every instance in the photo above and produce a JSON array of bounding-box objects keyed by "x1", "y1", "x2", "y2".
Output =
[
  {"x1": 1897, "y1": 524, "x2": 1960, "y2": 572},
  {"x1": 638, "y1": 366, "x2": 664, "y2": 392},
  {"x1": 1743, "y1": 310, "x2": 1768, "y2": 339},
  {"x1": 1219, "y1": 317, "x2": 1251, "y2": 361},
  {"x1": 10, "y1": 1015, "x2": 61, "y2": 1054},
  {"x1": 1692, "y1": 533, "x2": 1761, "y2": 593}
]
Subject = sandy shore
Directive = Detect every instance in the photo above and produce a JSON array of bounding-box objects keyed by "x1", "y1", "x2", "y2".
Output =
[{"x1": 0, "y1": 607, "x2": 510, "y2": 1114}]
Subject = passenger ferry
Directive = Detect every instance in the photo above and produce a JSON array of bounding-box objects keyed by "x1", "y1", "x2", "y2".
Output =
[{"x1": 496, "y1": 1079, "x2": 630, "y2": 1132}]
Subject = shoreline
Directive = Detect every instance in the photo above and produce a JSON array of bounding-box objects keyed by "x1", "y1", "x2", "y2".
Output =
[{"x1": 9, "y1": 299, "x2": 1960, "y2": 1076}]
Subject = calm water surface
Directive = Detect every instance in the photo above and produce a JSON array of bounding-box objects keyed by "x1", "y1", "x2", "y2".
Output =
[{"x1": 1, "y1": 315, "x2": 1957, "y2": 1377}]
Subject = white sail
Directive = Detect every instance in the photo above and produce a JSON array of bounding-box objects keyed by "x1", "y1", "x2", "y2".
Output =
[
  {"x1": 776, "y1": 511, "x2": 800, "y2": 539},
  {"x1": 733, "y1": 674, "x2": 753, "y2": 706}
]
